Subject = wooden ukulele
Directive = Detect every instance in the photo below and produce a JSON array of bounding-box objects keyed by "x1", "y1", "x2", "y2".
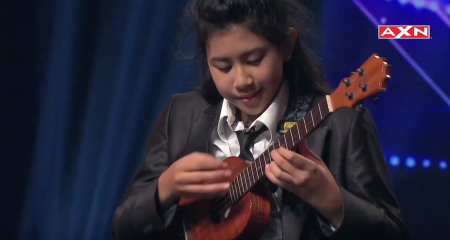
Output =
[{"x1": 157, "y1": 53, "x2": 391, "y2": 240}]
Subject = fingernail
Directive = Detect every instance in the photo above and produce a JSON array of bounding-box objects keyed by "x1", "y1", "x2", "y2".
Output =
[
  {"x1": 265, "y1": 164, "x2": 269, "y2": 169},
  {"x1": 223, "y1": 183, "x2": 230, "y2": 188}
]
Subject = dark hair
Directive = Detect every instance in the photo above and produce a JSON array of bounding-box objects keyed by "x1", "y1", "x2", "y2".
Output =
[{"x1": 185, "y1": 0, "x2": 332, "y2": 104}]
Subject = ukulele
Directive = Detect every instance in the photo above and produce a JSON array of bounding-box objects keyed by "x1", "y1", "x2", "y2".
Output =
[{"x1": 155, "y1": 53, "x2": 391, "y2": 240}]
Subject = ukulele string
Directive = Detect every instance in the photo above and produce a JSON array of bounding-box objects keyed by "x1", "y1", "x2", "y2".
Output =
[{"x1": 210, "y1": 104, "x2": 329, "y2": 214}]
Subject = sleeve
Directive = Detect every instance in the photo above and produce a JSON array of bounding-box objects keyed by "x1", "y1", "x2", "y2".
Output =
[
  {"x1": 111, "y1": 94, "x2": 180, "y2": 240},
  {"x1": 321, "y1": 108, "x2": 410, "y2": 240}
]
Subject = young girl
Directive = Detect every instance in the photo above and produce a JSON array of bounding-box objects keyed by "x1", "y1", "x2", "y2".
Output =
[{"x1": 112, "y1": 0, "x2": 409, "y2": 240}]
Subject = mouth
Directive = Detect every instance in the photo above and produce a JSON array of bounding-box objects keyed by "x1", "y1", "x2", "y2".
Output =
[{"x1": 237, "y1": 89, "x2": 262, "y2": 102}]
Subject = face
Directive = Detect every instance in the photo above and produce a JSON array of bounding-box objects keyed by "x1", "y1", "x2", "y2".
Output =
[{"x1": 206, "y1": 25, "x2": 296, "y2": 119}]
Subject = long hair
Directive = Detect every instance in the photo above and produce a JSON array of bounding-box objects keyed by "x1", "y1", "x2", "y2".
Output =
[{"x1": 184, "y1": 0, "x2": 332, "y2": 104}]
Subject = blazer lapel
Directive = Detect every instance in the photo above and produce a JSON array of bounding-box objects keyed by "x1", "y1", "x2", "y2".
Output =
[
  {"x1": 282, "y1": 124, "x2": 329, "y2": 240},
  {"x1": 183, "y1": 100, "x2": 222, "y2": 154}
]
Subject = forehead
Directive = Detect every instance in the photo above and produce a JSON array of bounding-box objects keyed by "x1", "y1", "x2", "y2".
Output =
[{"x1": 207, "y1": 26, "x2": 271, "y2": 58}]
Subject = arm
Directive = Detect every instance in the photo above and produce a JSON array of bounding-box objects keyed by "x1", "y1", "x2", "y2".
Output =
[
  {"x1": 112, "y1": 95, "x2": 179, "y2": 240},
  {"x1": 321, "y1": 108, "x2": 409, "y2": 240}
]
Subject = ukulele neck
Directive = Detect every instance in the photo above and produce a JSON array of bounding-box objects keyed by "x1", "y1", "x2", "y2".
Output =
[{"x1": 227, "y1": 96, "x2": 333, "y2": 203}]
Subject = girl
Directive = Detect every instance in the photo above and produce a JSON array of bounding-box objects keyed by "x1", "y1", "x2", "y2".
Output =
[{"x1": 112, "y1": 0, "x2": 409, "y2": 240}]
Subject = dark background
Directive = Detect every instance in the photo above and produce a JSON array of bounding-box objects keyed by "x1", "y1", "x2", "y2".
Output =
[{"x1": 1, "y1": 0, "x2": 449, "y2": 239}]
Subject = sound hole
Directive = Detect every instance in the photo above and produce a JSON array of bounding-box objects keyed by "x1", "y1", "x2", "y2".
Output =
[{"x1": 209, "y1": 195, "x2": 231, "y2": 223}]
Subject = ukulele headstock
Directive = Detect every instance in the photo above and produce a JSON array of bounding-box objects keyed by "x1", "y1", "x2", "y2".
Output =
[{"x1": 329, "y1": 53, "x2": 391, "y2": 111}]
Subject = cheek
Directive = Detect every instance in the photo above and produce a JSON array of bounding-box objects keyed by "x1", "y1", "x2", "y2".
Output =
[
  {"x1": 257, "y1": 58, "x2": 284, "y2": 87},
  {"x1": 210, "y1": 71, "x2": 233, "y2": 98}
]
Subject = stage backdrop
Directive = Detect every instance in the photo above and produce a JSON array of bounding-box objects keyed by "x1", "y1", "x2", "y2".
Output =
[{"x1": 0, "y1": 0, "x2": 448, "y2": 240}]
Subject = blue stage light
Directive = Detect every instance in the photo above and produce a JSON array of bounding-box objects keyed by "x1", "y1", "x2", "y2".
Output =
[
  {"x1": 387, "y1": 156, "x2": 447, "y2": 171},
  {"x1": 428, "y1": 2, "x2": 439, "y2": 11},
  {"x1": 422, "y1": 159, "x2": 431, "y2": 168},
  {"x1": 390, "y1": 156, "x2": 401, "y2": 166},
  {"x1": 413, "y1": 0, "x2": 426, "y2": 9},
  {"x1": 446, "y1": 5, "x2": 450, "y2": 15},
  {"x1": 406, "y1": 157, "x2": 416, "y2": 168},
  {"x1": 439, "y1": 160, "x2": 448, "y2": 170}
]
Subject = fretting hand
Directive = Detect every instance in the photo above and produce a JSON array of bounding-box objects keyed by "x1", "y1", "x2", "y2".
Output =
[{"x1": 265, "y1": 140, "x2": 344, "y2": 228}]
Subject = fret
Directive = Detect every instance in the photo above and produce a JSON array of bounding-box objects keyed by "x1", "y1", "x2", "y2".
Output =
[
  {"x1": 311, "y1": 111, "x2": 315, "y2": 127},
  {"x1": 234, "y1": 182, "x2": 240, "y2": 202},
  {"x1": 257, "y1": 156, "x2": 263, "y2": 177},
  {"x1": 290, "y1": 129, "x2": 294, "y2": 148},
  {"x1": 238, "y1": 175, "x2": 244, "y2": 195},
  {"x1": 231, "y1": 180, "x2": 238, "y2": 199},
  {"x1": 230, "y1": 184, "x2": 236, "y2": 202},
  {"x1": 261, "y1": 150, "x2": 267, "y2": 165},
  {"x1": 268, "y1": 146, "x2": 272, "y2": 163},
  {"x1": 254, "y1": 161, "x2": 259, "y2": 179},
  {"x1": 296, "y1": 124, "x2": 301, "y2": 140},
  {"x1": 247, "y1": 168, "x2": 252, "y2": 188},
  {"x1": 283, "y1": 135, "x2": 287, "y2": 149},
  {"x1": 303, "y1": 117, "x2": 307, "y2": 133},
  {"x1": 249, "y1": 165, "x2": 255, "y2": 186},
  {"x1": 243, "y1": 169, "x2": 249, "y2": 190},
  {"x1": 318, "y1": 103, "x2": 323, "y2": 120},
  {"x1": 254, "y1": 154, "x2": 262, "y2": 179}
]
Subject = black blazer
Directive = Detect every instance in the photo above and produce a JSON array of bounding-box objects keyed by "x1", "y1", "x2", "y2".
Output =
[{"x1": 111, "y1": 91, "x2": 409, "y2": 240}]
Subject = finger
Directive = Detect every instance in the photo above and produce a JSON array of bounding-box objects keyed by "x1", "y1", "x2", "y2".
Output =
[
  {"x1": 270, "y1": 149, "x2": 297, "y2": 174},
  {"x1": 265, "y1": 164, "x2": 288, "y2": 189},
  {"x1": 183, "y1": 152, "x2": 228, "y2": 171},
  {"x1": 177, "y1": 170, "x2": 232, "y2": 184},
  {"x1": 298, "y1": 140, "x2": 325, "y2": 166},
  {"x1": 180, "y1": 182, "x2": 230, "y2": 196},
  {"x1": 276, "y1": 147, "x2": 315, "y2": 171},
  {"x1": 268, "y1": 161, "x2": 295, "y2": 184}
]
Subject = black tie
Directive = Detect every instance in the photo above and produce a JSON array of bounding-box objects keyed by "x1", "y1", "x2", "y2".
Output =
[{"x1": 236, "y1": 125, "x2": 268, "y2": 161}]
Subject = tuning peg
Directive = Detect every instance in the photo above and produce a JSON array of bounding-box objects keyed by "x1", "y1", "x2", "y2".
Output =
[
  {"x1": 346, "y1": 92, "x2": 354, "y2": 100},
  {"x1": 356, "y1": 103, "x2": 364, "y2": 112},
  {"x1": 359, "y1": 84, "x2": 368, "y2": 92},
  {"x1": 343, "y1": 79, "x2": 352, "y2": 86},
  {"x1": 374, "y1": 96, "x2": 379, "y2": 105},
  {"x1": 356, "y1": 68, "x2": 365, "y2": 76}
]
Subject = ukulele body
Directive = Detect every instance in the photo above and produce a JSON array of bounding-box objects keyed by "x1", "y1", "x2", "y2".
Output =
[{"x1": 161, "y1": 156, "x2": 271, "y2": 240}]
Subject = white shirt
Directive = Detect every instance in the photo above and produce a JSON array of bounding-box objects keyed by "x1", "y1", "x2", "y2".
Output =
[{"x1": 209, "y1": 83, "x2": 289, "y2": 240}]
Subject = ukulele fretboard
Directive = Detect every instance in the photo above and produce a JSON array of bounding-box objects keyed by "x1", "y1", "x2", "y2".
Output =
[{"x1": 228, "y1": 98, "x2": 331, "y2": 203}]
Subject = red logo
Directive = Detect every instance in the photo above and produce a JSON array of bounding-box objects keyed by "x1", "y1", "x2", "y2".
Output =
[{"x1": 378, "y1": 25, "x2": 430, "y2": 39}]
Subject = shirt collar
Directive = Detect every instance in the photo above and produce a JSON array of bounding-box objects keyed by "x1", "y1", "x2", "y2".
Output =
[{"x1": 217, "y1": 82, "x2": 290, "y2": 143}]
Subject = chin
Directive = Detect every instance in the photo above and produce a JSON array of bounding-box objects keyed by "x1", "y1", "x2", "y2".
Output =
[{"x1": 236, "y1": 104, "x2": 267, "y2": 118}]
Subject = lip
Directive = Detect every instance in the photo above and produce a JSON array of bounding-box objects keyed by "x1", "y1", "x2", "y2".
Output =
[{"x1": 237, "y1": 89, "x2": 262, "y2": 102}]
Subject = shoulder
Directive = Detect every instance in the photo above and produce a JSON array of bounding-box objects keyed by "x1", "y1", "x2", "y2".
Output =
[
  {"x1": 165, "y1": 90, "x2": 219, "y2": 117},
  {"x1": 311, "y1": 95, "x2": 378, "y2": 133}
]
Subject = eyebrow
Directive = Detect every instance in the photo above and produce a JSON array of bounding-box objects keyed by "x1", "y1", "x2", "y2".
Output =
[{"x1": 209, "y1": 47, "x2": 265, "y2": 63}]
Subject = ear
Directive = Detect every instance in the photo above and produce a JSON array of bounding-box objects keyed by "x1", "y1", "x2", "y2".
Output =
[{"x1": 283, "y1": 27, "x2": 298, "y2": 61}]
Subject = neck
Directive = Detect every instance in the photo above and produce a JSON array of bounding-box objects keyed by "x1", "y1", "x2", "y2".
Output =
[{"x1": 238, "y1": 110, "x2": 259, "y2": 124}]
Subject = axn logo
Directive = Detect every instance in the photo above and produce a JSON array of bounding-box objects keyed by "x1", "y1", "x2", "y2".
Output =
[{"x1": 378, "y1": 25, "x2": 430, "y2": 39}]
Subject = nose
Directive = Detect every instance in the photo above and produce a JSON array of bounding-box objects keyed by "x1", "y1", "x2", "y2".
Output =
[{"x1": 233, "y1": 65, "x2": 254, "y2": 92}]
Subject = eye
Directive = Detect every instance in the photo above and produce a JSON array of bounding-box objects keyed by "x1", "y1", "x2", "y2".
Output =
[
  {"x1": 217, "y1": 66, "x2": 232, "y2": 73},
  {"x1": 247, "y1": 58, "x2": 263, "y2": 66}
]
